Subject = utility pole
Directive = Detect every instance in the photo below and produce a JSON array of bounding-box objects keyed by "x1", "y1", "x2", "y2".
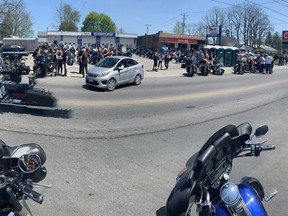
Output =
[
  {"x1": 181, "y1": 13, "x2": 188, "y2": 34},
  {"x1": 144, "y1": 24, "x2": 151, "y2": 35}
]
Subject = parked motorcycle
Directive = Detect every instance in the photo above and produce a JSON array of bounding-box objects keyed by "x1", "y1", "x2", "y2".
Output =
[
  {"x1": 166, "y1": 122, "x2": 276, "y2": 216},
  {"x1": 0, "y1": 79, "x2": 56, "y2": 108},
  {"x1": 198, "y1": 58, "x2": 210, "y2": 76},
  {"x1": 0, "y1": 59, "x2": 23, "y2": 84},
  {"x1": 233, "y1": 61, "x2": 256, "y2": 74},
  {"x1": 0, "y1": 138, "x2": 51, "y2": 215},
  {"x1": 34, "y1": 54, "x2": 48, "y2": 78},
  {"x1": 211, "y1": 60, "x2": 225, "y2": 75},
  {"x1": 184, "y1": 58, "x2": 198, "y2": 77},
  {"x1": 19, "y1": 58, "x2": 30, "y2": 75}
]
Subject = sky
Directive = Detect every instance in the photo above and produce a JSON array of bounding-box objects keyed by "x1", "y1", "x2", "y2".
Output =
[{"x1": 25, "y1": 0, "x2": 288, "y2": 37}]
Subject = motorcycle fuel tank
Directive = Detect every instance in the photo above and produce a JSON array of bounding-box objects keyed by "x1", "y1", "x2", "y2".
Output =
[{"x1": 215, "y1": 183, "x2": 268, "y2": 216}]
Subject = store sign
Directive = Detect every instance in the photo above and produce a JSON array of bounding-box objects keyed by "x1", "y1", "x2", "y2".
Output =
[
  {"x1": 206, "y1": 26, "x2": 221, "y2": 37},
  {"x1": 91, "y1": 32, "x2": 115, "y2": 37},
  {"x1": 167, "y1": 38, "x2": 197, "y2": 44},
  {"x1": 282, "y1": 30, "x2": 288, "y2": 42}
]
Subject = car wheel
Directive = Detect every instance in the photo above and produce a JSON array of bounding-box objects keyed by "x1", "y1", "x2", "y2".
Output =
[
  {"x1": 107, "y1": 78, "x2": 117, "y2": 91},
  {"x1": 134, "y1": 74, "x2": 141, "y2": 85}
]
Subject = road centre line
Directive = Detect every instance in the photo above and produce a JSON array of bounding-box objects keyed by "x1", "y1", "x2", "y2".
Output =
[{"x1": 59, "y1": 79, "x2": 287, "y2": 106}]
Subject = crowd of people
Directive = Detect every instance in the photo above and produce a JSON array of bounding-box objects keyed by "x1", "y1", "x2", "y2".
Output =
[
  {"x1": 30, "y1": 44, "x2": 134, "y2": 78},
  {"x1": 236, "y1": 51, "x2": 274, "y2": 74},
  {"x1": 151, "y1": 50, "x2": 172, "y2": 71}
]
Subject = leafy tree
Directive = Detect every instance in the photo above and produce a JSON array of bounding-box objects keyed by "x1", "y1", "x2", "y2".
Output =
[
  {"x1": 56, "y1": 1, "x2": 80, "y2": 31},
  {"x1": 0, "y1": 0, "x2": 33, "y2": 38},
  {"x1": 265, "y1": 31, "x2": 273, "y2": 47},
  {"x1": 271, "y1": 32, "x2": 282, "y2": 53},
  {"x1": 81, "y1": 12, "x2": 116, "y2": 32}
]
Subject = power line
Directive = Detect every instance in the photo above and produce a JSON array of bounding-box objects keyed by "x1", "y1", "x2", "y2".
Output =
[
  {"x1": 212, "y1": 0, "x2": 288, "y2": 24},
  {"x1": 272, "y1": 0, "x2": 288, "y2": 8},
  {"x1": 80, "y1": 0, "x2": 88, "y2": 12},
  {"x1": 245, "y1": 0, "x2": 288, "y2": 18}
]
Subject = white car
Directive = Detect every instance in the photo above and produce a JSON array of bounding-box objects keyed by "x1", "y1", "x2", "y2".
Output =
[{"x1": 85, "y1": 56, "x2": 144, "y2": 91}]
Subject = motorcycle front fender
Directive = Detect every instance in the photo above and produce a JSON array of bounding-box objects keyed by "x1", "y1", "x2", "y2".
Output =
[
  {"x1": 166, "y1": 169, "x2": 191, "y2": 216},
  {"x1": 11, "y1": 199, "x2": 32, "y2": 216},
  {"x1": 238, "y1": 183, "x2": 268, "y2": 216}
]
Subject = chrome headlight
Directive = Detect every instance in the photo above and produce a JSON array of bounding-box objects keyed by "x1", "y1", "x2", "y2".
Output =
[{"x1": 100, "y1": 70, "x2": 111, "y2": 77}]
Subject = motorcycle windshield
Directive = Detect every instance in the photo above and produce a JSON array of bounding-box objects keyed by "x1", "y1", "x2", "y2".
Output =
[{"x1": 188, "y1": 123, "x2": 252, "y2": 188}]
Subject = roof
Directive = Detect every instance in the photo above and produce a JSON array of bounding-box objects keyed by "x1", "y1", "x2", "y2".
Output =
[
  {"x1": 259, "y1": 45, "x2": 278, "y2": 53},
  {"x1": 157, "y1": 32, "x2": 205, "y2": 41}
]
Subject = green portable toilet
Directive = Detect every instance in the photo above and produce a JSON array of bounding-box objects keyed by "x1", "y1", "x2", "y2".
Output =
[
  {"x1": 216, "y1": 47, "x2": 224, "y2": 65},
  {"x1": 224, "y1": 48, "x2": 233, "y2": 67},
  {"x1": 231, "y1": 48, "x2": 240, "y2": 66}
]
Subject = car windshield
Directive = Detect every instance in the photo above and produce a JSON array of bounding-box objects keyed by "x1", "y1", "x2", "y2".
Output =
[{"x1": 95, "y1": 57, "x2": 120, "y2": 68}]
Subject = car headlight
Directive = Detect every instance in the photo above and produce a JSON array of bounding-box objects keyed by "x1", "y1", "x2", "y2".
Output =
[{"x1": 100, "y1": 70, "x2": 111, "y2": 77}]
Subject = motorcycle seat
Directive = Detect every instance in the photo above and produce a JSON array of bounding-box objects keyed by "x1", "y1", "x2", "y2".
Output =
[
  {"x1": 2, "y1": 81, "x2": 31, "y2": 91},
  {"x1": 2, "y1": 81, "x2": 19, "y2": 91}
]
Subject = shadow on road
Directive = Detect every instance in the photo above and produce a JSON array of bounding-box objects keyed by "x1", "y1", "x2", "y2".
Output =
[{"x1": 0, "y1": 104, "x2": 72, "y2": 119}]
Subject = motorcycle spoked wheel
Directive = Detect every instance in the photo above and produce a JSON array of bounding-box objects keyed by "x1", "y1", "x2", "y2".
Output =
[
  {"x1": 217, "y1": 69, "x2": 224, "y2": 75},
  {"x1": 188, "y1": 67, "x2": 195, "y2": 77},
  {"x1": 23, "y1": 89, "x2": 57, "y2": 107}
]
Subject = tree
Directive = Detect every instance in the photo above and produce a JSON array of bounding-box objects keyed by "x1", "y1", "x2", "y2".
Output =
[
  {"x1": 117, "y1": 27, "x2": 125, "y2": 34},
  {"x1": 56, "y1": 1, "x2": 80, "y2": 31},
  {"x1": 81, "y1": 12, "x2": 116, "y2": 32},
  {"x1": 271, "y1": 32, "x2": 282, "y2": 53},
  {"x1": 0, "y1": 0, "x2": 33, "y2": 38},
  {"x1": 172, "y1": 21, "x2": 183, "y2": 34},
  {"x1": 225, "y1": 2, "x2": 272, "y2": 47},
  {"x1": 227, "y1": 4, "x2": 243, "y2": 40},
  {"x1": 265, "y1": 31, "x2": 273, "y2": 47}
]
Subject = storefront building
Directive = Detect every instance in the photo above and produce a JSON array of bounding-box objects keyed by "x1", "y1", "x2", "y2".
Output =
[
  {"x1": 137, "y1": 31, "x2": 206, "y2": 51},
  {"x1": 37, "y1": 31, "x2": 138, "y2": 49}
]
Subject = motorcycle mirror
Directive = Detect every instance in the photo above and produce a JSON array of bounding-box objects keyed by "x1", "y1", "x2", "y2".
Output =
[
  {"x1": 18, "y1": 154, "x2": 42, "y2": 173},
  {"x1": 254, "y1": 125, "x2": 269, "y2": 138}
]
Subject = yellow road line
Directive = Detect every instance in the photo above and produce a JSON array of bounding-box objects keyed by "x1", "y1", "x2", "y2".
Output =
[{"x1": 59, "y1": 79, "x2": 287, "y2": 106}]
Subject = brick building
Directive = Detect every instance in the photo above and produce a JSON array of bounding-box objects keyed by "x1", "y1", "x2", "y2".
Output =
[{"x1": 137, "y1": 31, "x2": 206, "y2": 51}]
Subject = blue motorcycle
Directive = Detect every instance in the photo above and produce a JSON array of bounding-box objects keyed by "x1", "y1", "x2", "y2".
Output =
[{"x1": 166, "y1": 122, "x2": 277, "y2": 216}]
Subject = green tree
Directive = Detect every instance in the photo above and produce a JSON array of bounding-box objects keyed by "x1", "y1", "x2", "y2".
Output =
[
  {"x1": 0, "y1": 0, "x2": 33, "y2": 38},
  {"x1": 81, "y1": 12, "x2": 116, "y2": 32},
  {"x1": 265, "y1": 31, "x2": 273, "y2": 47},
  {"x1": 271, "y1": 32, "x2": 282, "y2": 53},
  {"x1": 56, "y1": 1, "x2": 80, "y2": 31}
]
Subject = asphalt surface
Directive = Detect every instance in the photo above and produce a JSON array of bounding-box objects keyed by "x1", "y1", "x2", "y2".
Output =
[{"x1": 1, "y1": 55, "x2": 287, "y2": 216}]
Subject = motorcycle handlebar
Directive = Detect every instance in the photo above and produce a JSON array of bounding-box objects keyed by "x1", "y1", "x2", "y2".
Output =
[
  {"x1": 261, "y1": 144, "x2": 275, "y2": 151},
  {"x1": 22, "y1": 185, "x2": 43, "y2": 204},
  {"x1": 240, "y1": 143, "x2": 275, "y2": 157}
]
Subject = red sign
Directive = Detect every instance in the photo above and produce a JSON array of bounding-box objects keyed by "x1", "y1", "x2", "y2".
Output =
[
  {"x1": 167, "y1": 38, "x2": 197, "y2": 44},
  {"x1": 282, "y1": 30, "x2": 288, "y2": 42}
]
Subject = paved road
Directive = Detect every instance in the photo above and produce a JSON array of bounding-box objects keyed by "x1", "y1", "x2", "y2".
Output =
[{"x1": 1, "y1": 55, "x2": 287, "y2": 215}]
